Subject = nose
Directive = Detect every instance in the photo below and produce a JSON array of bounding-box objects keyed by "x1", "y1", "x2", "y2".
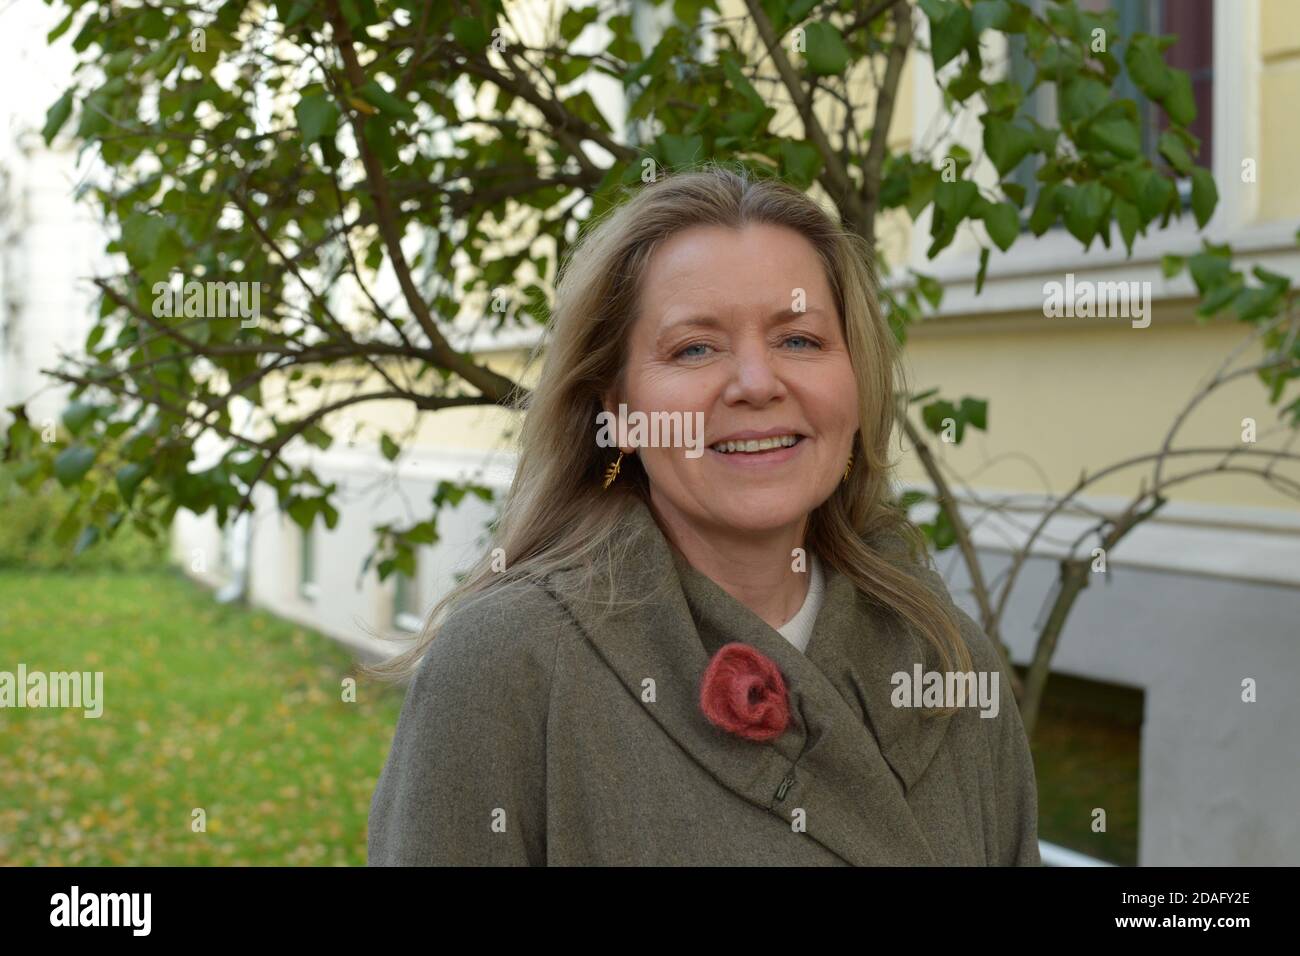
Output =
[{"x1": 721, "y1": 340, "x2": 788, "y2": 407}]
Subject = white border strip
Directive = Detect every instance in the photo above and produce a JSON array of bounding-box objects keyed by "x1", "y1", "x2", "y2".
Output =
[{"x1": 902, "y1": 481, "x2": 1300, "y2": 587}]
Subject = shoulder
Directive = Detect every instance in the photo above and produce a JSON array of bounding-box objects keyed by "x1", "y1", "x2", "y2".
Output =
[
  {"x1": 407, "y1": 576, "x2": 576, "y2": 704},
  {"x1": 865, "y1": 522, "x2": 1002, "y2": 673},
  {"x1": 370, "y1": 577, "x2": 570, "y2": 865}
]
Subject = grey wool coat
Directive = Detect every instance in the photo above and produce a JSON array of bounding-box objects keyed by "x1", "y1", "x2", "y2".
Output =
[{"x1": 367, "y1": 497, "x2": 1041, "y2": 866}]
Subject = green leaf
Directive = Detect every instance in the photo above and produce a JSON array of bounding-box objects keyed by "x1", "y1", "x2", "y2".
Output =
[
  {"x1": 47, "y1": 9, "x2": 77, "y2": 43},
  {"x1": 1124, "y1": 35, "x2": 1172, "y2": 101},
  {"x1": 451, "y1": 16, "x2": 490, "y2": 50},
  {"x1": 1000, "y1": 181, "x2": 1026, "y2": 206},
  {"x1": 975, "y1": 247, "x2": 991, "y2": 294},
  {"x1": 116, "y1": 463, "x2": 148, "y2": 506},
  {"x1": 931, "y1": 507, "x2": 956, "y2": 549},
  {"x1": 946, "y1": 57, "x2": 984, "y2": 102},
  {"x1": 120, "y1": 212, "x2": 170, "y2": 270},
  {"x1": 959, "y1": 396, "x2": 988, "y2": 431},
  {"x1": 1190, "y1": 167, "x2": 1218, "y2": 228},
  {"x1": 982, "y1": 201, "x2": 1019, "y2": 251},
  {"x1": 284, "y1": 0, "x2": 315, "y2": 26},
  {"x1": 1114, "y1": 199, "x2": 1139, "y2": 254},
  {"x1": 983, "y1": 118, "x2": 1036, "y2": 176},
  {"x1": 559, "y1": 6, "x2": 601, "y2": 39},
  {"x1": 1059, "y1": 76, "x2": 1109, "y2": 128},
  {"x1": 363, "y1": 118, "x2": 400, "y2": 169},
  {"x1": 803, "y1": 22, "x2": 851, "y2": 76},
  {"x1": 1086, "y1": 115, "x2": 1140, "y2": 159},
  {"x1": 921, "y1": 399, "x2": 958, "y2": 436},
  {"x1": 1062, "y1": 182, "x2": 1111, "y2": 246},
  {"x1": 1196, "y1": 278, "x2": 1241, "y2": 317},
  {"x1": 404, "y1": 520, "x2": 439, "y2": 545},
  {"x1": 1253, "y1": 265, "x2": 1291, "y2": 293},
  {"x1": 915, "y1": 273, "x2": 943, "y2": 309},
  {"x1": 1135, "y1": 170, "x2": 1175, "y2": 222},
  {"x1": 658, "y1": 133, "x2": 704, "y2": 168},
  {"x1": 1161, "y1": 254, "x2": 1185, "y2": 278},
  {"x1": 983, "y1": 81, "x2": 1023, "y2": 115},
  {"x1": 301, "y1": 425, "x2": 333, "y2": 450},
  {"x1": 42, "y1": 90, "x2": 74, "y2": 145},
  {"x1": 1028, "y1": 183, "x2": 1060, "y2": 235},
  {"x1": 380, "y1": 434, "x2": 400, "y2": 461},
  {"x1": 1187, "y1": 250, "x2": 1231, "y2": 295},
  {"x1": 1158, "y1": 131, "x2": 1193, "y2": 175},
  {"x1": 722, "y1": 53, "x2": 764, "y2": 110},
  {"x1": 62, "y1": 401, "x2": 96, "y2": 436},
  {"x1": 356, "y1": 80, "x2": 415, "y2": 118},
  {"x1": 54, "y1": 445, "x2": 97, "y2": 487},
  {"x1": 1162, "y1": 69, "x2": 1196, "y2": 126},
  {"x1": 296, "y1": 92, "x2": 339, "y2": 147},
  {"x1": 780, "y1": 140, "x2": 823, "y2": 188},
  {"x1": 786, "y1": 0, "x2": 820, "y2": 21},
  {"x1": 922, "y1": 0, "x2": 973, "y2": 71},
  {"x1": 971, "y1": 0, "x2": 1011, "y2": 35},
  {"x1": 1231, "y1": 285, "x2": 1283, "y2": 323},
  {"x1": 288, "y1": 497, "x2": 317, "y2": 530},
  {"x1": 934, "y1": 178, "x2": 978, "y2": 226}
]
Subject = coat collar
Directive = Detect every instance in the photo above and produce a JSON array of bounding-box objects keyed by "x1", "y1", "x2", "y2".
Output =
[{"x1": 545, "y1": 496, "x2": 954, "y2": 866}]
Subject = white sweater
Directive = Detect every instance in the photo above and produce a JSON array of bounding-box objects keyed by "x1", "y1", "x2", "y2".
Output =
[{"x1": 775, "y1": 552, "x2": 825, "y2": 653}]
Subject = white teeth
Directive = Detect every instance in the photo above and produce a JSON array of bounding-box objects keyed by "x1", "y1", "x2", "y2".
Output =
[{"x1": 710, "y1": 435, "x2": 801, "y2": 454}]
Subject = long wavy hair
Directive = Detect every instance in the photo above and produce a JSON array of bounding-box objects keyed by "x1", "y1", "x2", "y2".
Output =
[{"x1": 365, "y1": 163, "x2": 972, "y2": 695}]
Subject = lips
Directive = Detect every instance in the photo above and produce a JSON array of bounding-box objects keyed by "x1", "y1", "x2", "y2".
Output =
[
  {"x1": 711, "y1": 434, "x2": 803, "y2": 454},
  {"x1": 708, "y1": 427, "x2": 808, "y2": 455}
]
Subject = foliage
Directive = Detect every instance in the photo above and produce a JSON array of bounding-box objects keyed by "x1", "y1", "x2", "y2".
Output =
[{"x1": 7, "y1": 0, "x2": 1297, "y2": 583}]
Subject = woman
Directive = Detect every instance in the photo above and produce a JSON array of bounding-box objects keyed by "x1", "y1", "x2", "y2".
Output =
[{"x1": 366, "y1": 165, "x2": 1041, "y2": 866}]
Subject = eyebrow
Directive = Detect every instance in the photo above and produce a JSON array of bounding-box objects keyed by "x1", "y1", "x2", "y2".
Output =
[{"x1": 657, "y1": 307, "x2": 831, "y2": 342}]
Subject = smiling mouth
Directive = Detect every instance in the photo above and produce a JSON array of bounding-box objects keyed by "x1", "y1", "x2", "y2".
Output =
[{"x1": 709, "y1": 434, "x2": 804, "y2": 455}]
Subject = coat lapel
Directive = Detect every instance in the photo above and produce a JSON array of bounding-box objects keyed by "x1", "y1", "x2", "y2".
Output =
[{"x1": 545, "y1": 497, "x2": 953, "y2": 866}]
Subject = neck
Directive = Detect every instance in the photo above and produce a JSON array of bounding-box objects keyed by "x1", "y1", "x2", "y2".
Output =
[{"x1": 648, "y1": 494, "x2": 812, "y2": 631}]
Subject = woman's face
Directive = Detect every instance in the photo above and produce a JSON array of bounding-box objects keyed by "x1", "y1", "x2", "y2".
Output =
[{"x1": 608, "y1": 222, "x2": 860, "y2": 541}]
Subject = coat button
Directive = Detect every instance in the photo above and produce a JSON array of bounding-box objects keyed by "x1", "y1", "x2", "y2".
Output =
[{"x1": 775, "y1": 773, "x2": 796, "y2": 801}]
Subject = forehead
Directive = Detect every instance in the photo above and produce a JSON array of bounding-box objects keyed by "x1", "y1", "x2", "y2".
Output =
[{"x1": 638, "y1": 222, "x2": 833, "y2": 317}]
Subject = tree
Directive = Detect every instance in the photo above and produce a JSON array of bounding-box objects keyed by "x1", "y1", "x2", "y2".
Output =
[{"x1": 6, "y1": 0, "x2": 1297, "y2": 735}]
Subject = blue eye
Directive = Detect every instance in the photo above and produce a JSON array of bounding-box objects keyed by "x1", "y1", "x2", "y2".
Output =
[
  {"x1": 783, "y1": 335, "x2": 819, "y2": 349},
  {"x1": 677, "y1": 343, "x2": 711, "y2": 359}
]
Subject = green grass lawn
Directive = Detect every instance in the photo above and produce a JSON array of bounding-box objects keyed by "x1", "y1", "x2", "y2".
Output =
[
  {"x1": 0, "y1": 569, "x2": 405, "y2": 865},
  {"x1": 0, "y1": 568, "x2": 1139, "y2": 866},
  {"x1": 1028, "y1": 670, "x2": 1142, "y2": 866}
]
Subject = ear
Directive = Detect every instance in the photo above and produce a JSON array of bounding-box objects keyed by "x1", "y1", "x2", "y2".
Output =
[
  {"x1": 598, "y1": 388, "x2": 636, "y2": 457},
  {"x1": 600, "y1": 386, "x2": 621, "y2": 419}
]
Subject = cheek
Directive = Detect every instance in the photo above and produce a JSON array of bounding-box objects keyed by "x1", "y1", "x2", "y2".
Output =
[
  {"x1": 801, "y1": 364, "x2": 860, "y2": 431},
  {"x1": 627, "y1": 366, "x2": 717, "y2": 414}
]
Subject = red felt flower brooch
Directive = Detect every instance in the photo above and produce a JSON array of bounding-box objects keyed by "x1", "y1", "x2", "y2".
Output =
[{"x1": 699, "y1": 642, "x2": 790, "y2": 742}]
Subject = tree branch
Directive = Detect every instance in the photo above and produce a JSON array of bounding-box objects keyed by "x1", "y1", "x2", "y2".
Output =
[
  {"x1": 741, "y1": 0, "x2": 869, "y2": 233},
  {"x1": 325, "y1": 0, "x2": 522, "y2": 404}
]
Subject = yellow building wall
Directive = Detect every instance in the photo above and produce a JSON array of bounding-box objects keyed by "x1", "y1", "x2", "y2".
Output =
[
  {"x1": 898, "y1": 303, "x2": 1296, "y2": 511},
  {"x1": 1260, "y1": 0, "x2": 1300, "y2": 221}
]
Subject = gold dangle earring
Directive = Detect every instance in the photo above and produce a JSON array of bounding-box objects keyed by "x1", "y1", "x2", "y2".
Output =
[
  {"x1": 602, "y1": 451, "x2": 625, "y2": 490},
  {"x1": 842, "y1": 450, "x2": 854, "y2": 483}
]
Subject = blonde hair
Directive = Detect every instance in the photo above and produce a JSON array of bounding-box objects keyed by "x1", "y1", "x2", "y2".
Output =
[{"x1": 364, "y1": 163, "x2": 971, "y2": 696}]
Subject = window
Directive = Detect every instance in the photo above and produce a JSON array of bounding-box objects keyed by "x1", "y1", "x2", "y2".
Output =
[
  {"x1": 1112, "y1": 0, "x2": 1214, "y2": 172},
  {"x1": 392, "y1": 555, "x2": 423, "y2": 632},
  {"x1": 1009, "y1": 0, "x2": 1214, "y2": 208},
  {"x1": 298, "y1": 526, "x2": 318, "y2": 600}
]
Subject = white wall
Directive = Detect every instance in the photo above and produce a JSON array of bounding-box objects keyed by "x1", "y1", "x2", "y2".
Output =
[
  {"x1": 0, "y1": 2, "x2": 112, "y2": 428},
  {"x1": 173, "y1": 445, "x2": 513, "y2": 662}
]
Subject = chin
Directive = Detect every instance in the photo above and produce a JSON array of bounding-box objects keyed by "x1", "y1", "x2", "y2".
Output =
[{"x1": 705, "y1": 495, "x2": 818, "y2": 535}]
